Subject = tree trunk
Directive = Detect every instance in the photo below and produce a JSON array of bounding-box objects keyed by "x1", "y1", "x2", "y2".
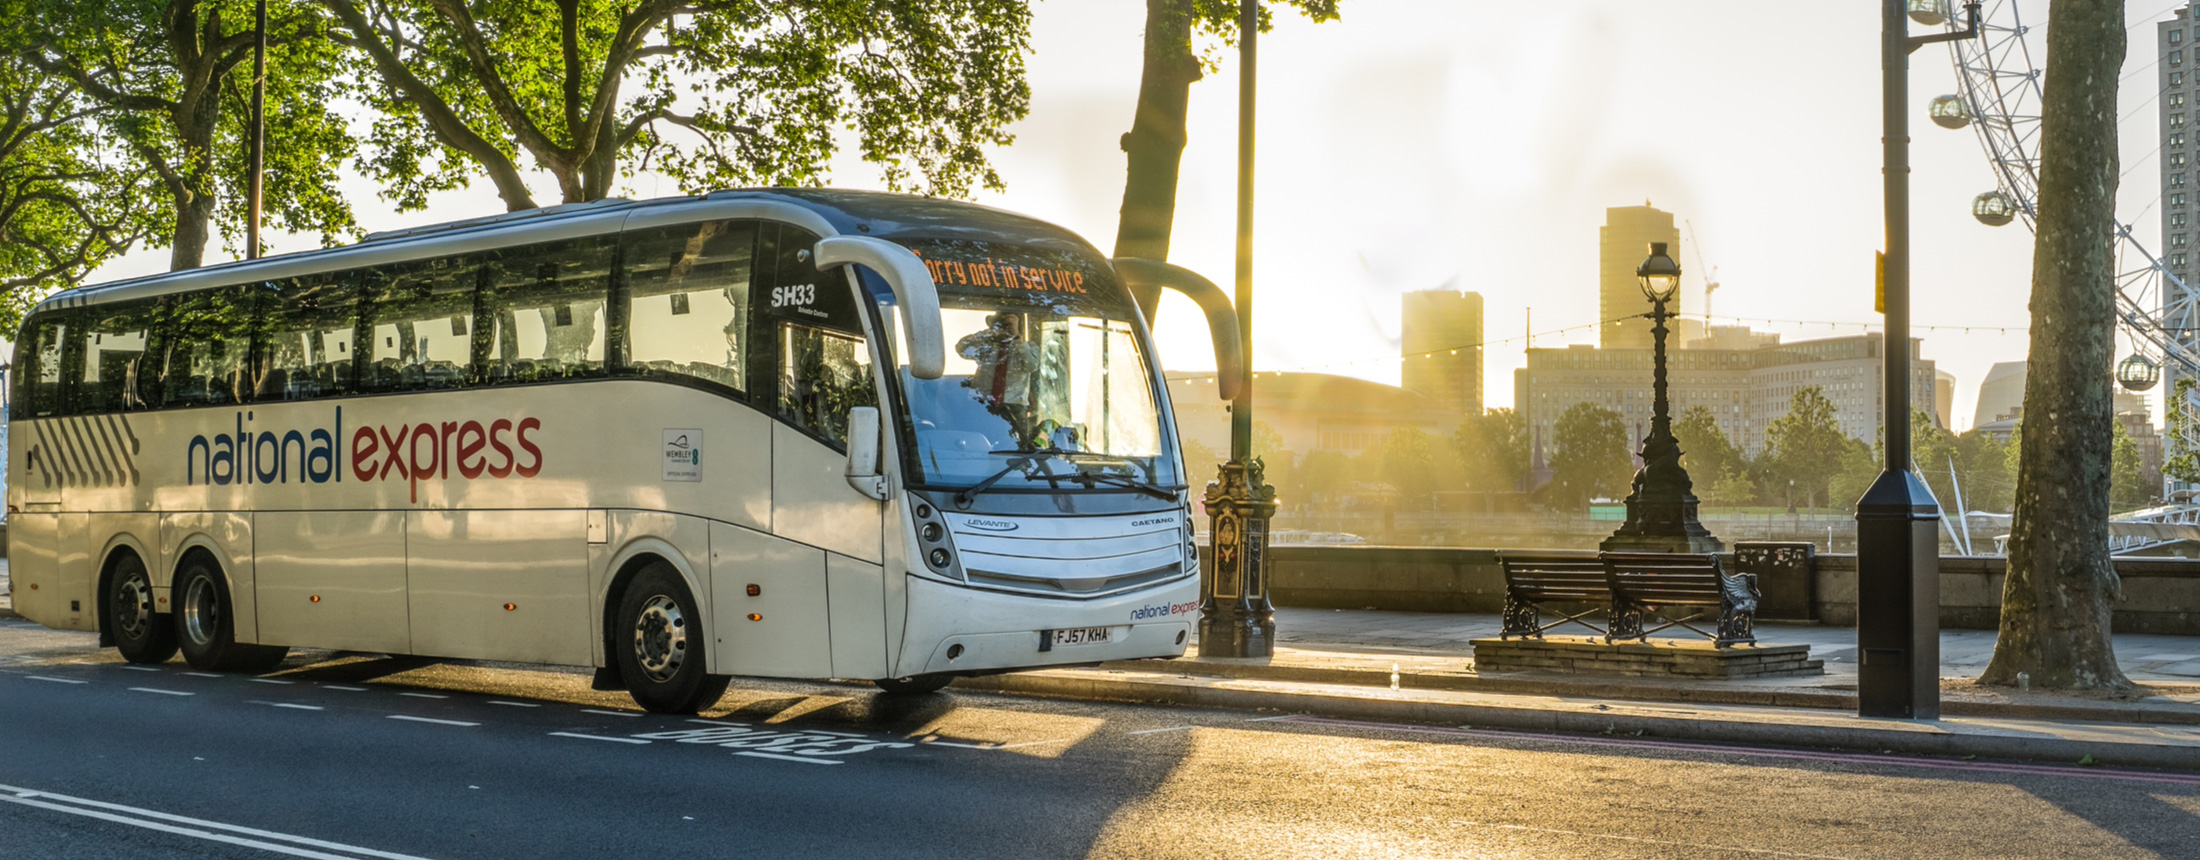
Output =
[
  {"x1": 1978, "y1": 0, "x2": 2133, "y2": 693},
  {"x1": 1112, "y1": 0, "x2": 1201, "y2": 261}
]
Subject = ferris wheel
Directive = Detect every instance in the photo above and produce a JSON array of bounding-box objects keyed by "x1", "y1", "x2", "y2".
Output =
[{"x1": 1922, "y1": 0, "x2": 2191, "y2": 473}]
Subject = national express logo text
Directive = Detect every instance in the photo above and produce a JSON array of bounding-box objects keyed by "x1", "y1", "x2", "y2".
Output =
[{"x1": 186, "y1": 408, "x2": 543, "y2": 502}]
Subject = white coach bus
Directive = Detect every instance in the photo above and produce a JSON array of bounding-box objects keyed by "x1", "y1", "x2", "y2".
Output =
[{"x1": 4, "y1": 189, "x2": 1241, "y2": 713}]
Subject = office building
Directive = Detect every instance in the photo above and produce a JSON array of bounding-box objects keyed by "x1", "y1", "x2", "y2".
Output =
[
  {"x1": 2164, "y1": 9, "x2": 2199, "y2": 438},
  {"x1": 1400, "y1": 288, "x2": 1484, "y2": 418},
  {"x1": 1514, "y1": 333, "x2": 1938, "y2": 457},
  {"x1": 1600, "y1": 204, "x2": 1681, "y2": 350}
]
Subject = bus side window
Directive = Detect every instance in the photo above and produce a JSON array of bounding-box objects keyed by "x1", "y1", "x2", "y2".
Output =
[
  {"x1": 74, "y1": 299, "x2": 158, "y2": 413},
  {"x1": 762, "y1": 225, "x2": 876, "y2": 447},
  {"x1": 156, "y1": 287, "x2": 259, "y2": 408},
  {"x1": 366, "y1": 258, "x2": 481, "y2": 392},
  {"x1": 266, "y1": 272, "x2": 362, "y2": 400},
  {"x1": 482, "y1": 237, "x2": 613, "y2": 384},
  {"x1": 15, "y1": 314, "x2": 66, "y2": 417},
  {"x1": 623, "y1": 220, "x2": 756, "y2": 394}
]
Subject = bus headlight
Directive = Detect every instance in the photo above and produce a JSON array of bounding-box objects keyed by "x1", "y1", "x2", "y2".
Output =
[{"x1": 929, "y1": 548, "x2": 952, "y2": 568}]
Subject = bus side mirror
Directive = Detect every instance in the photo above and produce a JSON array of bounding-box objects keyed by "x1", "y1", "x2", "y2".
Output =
[
  {"x1": 1109, "y1": 258, "x2": 1242, "y2": 401},
  {"x1": 845, "y1": 406, "x2": 887, "y2": 500},
  {"x1": 815, "y1": 236, "x2": 945, "y2": 380}
]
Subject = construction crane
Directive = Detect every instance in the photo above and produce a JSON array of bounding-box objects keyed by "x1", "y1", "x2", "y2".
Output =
[{"x1": 1685, "y1": 219, "x2": 1719, "y2": 318}]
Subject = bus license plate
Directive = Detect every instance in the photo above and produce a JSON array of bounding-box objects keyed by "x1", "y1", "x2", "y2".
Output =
[{"x1": 1051, "y1": 626, "x2": 1112, "y2": 647}]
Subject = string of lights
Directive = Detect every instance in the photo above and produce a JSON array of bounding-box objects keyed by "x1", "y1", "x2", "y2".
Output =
[{"x1": 1165, "y1": 311, "x2": 2034, "y2": 386}]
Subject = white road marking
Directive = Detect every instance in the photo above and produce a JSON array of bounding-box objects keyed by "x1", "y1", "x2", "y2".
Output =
[
  {"x1": 269, "y1": 703, "x2": 325, "y2": 711},
  {"x1": 250, "y1": 678, "x2": 295, "y2": 685},
  {"x1": 323, "y1": 685, "x2": 367, "y2": 692},
  {"x1": 1244, "y1": 715, "x2": 1295, "y2": 722},
  {"x1": 486, "y1": 701, "x2": 538, "y2": 708},
  {"x1": 0, "y1": 781, "x2": 440, "y2": 860},
  {"x1": 397, "y1": 692, "x2": 447, "y2": 699},
  {"x1": 734, "y1": 751, "x2": 842, "y2": 765},
  {"x1": 686, "y1": 718, "x2": 742, "y2": 726},
  {"x1": 119, "y1": 666, "x2": 160, "y2": 672},
  {"x1": 129, "y1": 687, "x2": 192, "y2": 696},
  {"x1": 581, "y1": 709, "x2": 641, "y2": 718},
  {"x1": 27, "y1": 676, "x2": 86, "y2": 685},
  {"x1": 386, "y1": 715, "x2": 478, "y2": 727},
  {"x1": 184, "y1": 672, "x2": 223, "y2": 678},
  {"x1": 1126, "y1": 725, "x2": 1195, "y2": 735},
  {"x1": 920, "y1": 741, "x2": 994, "y2": 749},
  {"x1": 549, "y1": 732, "x2": 650, "y2": 745}
]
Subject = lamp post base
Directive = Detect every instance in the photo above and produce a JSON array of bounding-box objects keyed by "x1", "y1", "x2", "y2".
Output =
[
  {"x1": 1856, "y1": 468, "x2": 1942, "y2": 720},
  {"x1": 1199, "y1": 458, "x2": 1277, "y2": 659}
]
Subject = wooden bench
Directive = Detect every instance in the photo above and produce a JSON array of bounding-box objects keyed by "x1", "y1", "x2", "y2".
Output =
[
  {"x1": 1496, "y1": 552, "x2": 1614, "y2": 640},
  {"x1": 1600, "y1": 552, "x2": 1760, "y2": 647}
]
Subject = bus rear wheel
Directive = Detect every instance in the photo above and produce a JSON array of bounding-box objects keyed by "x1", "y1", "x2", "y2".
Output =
[
  {"x1": 615, "y1": 563, "x2": 728, "y2": 714},
  {"x1": 873, "y1": 674, "x2": 953, "y2": 695},
  {"x1": 107, "y1": 554, "x2": 176, "y2": 664},
  {"x1": 174, "y1": 558, "x2": 288, "y2": 674}
]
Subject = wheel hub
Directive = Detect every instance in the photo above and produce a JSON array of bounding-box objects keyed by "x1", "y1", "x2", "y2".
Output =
[
  {"x1": 180, "y1": 576, "x2": 219, "y2": 647},
  {"x1": 115, "y1": 576, "x2": 153, "y2": 639},
  {"x1": 631, "y1": 595, "x2": 686, "y2": 683}
]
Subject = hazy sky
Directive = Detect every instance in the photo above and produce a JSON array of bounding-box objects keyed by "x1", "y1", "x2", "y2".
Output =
[{"x1": 87, "y1": 0, "x2": 2188, "y2": 434}]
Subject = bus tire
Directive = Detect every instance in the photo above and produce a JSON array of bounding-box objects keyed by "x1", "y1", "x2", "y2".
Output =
[
  {"x1": 107, "y1": 554, "x2": 177, "y2": 664},
  {"x1": 174, "y1": 557, "x2": 289, "y2": 674},
  {"x1": 615, "y1": 563, "x2": 727, "y2": 714},
  {"x1": 873, "y1": 674, "x2": 953, "y2": 695}
]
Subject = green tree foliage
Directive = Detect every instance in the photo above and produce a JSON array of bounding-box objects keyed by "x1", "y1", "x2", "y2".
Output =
[
  {"x1": 1114, "y1": 0, "x2": 1339, "y2": 260},
  {"x1": 324, "y1": 0, "x2": 1035, "y2": 212},
  {"x1": 1374, "y1": 425, "x2": 1438, "y2": 502},
  {"x1": 1453, "y1": 407, "x2": 1526, "y2": 493},
  {"x1": 1762, "y1": 386, "x2": 1849, "y2": 508},
  {"x1": 2111, "y1": 418, "x2": 2148, "y2": 512},
  {"x1": 0, "y1": 54, "x2": 154, "y2": 326},
  {"x1": 1672, "y1": 404, "x2": 1742, "y2": 494},
  {"x1": 1547, "y1": 403, "x2": 1630, "y2": 510},
  {"x1": 16, "y1": 0, "x2": 357, "y2": 270},
  {"x1": 1826, "y1": 436, "x2": 1878, "y2": 512},
  {"x1": 1296, "y1": 449, "x2": 1351, "y2": 505}
]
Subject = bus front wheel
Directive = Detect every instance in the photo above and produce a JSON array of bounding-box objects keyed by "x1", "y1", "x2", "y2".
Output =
[
  {"x1": 615, "y1": 563, "x2": 728, "y2": 714},
  {"x1": 107, "y1": 554, "x2": 177, "y2": 664},
  {"x1": 174, "y1": 559, "x2": 288, "y2": 674}
]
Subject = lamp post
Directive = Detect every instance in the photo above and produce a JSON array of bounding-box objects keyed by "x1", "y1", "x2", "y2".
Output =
[
  {"x1": 1602, "y1": 242, "x2": 1722, "y2": 554},
  {"x1": 1200, "y1": 0, "x2": 1275, "y2": 658},
  {"x1": 1856, "y1": 0, "x2": 1977, "y2": 721}
]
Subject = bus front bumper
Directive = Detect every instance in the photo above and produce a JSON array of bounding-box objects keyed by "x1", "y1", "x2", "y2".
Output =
[{"x1": 896, "y1": 574, "x2": 1199, "y2": 677}]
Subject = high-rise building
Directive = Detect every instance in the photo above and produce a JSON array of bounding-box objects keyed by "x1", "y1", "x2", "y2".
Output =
[
  {"x1": 1401, "y1": 288, "x2": 1484, "y2": 418},
  {"x1": 1973, "y1": 361, "x2": 2027, "y2": 429},
  {"x1": 2163, "y1": 9, "x2": 2198, "y2": 425},
  {"x1": 1600, "y1": 204, "x2": 1681, "y2": 350}
]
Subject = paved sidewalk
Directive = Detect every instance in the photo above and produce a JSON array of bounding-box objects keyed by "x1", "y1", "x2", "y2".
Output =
[{"x1": 963, "y1": 607, "x2": 2200, "y2": 769}]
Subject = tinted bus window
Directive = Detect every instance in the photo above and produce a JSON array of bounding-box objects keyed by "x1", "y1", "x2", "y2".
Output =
[
  {"x1": 480, "y1": 237, "x2": 613, "y2": 384},
  {"x1": 14, "y1": 313, "x2": 66, "y2": 417},
  {"x1": 74, "y1": 299, "x2": 160, "y2": 413},
  {"x1": 362, "y1": 257, "x2": 483, "y2": 392},
  {"x1": 763, "y1": 226, "x2": 875, "y2": 447},
  {"x1": 265, "y1": 271, "x2": 369, "y2": 400},
  {"x1": 157, "y1": 285, "x2": 262, "y2": 408},
  {"x1": 624, "y1": 220, "x2": 757, "y2": 394}
]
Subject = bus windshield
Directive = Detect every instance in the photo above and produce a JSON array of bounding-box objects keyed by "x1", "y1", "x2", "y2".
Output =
[{"x1": 890, "y1": 240, "x2": 1178, "y2": 492}]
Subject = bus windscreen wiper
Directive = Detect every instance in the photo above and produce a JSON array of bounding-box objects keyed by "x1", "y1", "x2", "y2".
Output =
[{"x1": 1074, "y1": 471, "x2": 1178, "y2": 500}]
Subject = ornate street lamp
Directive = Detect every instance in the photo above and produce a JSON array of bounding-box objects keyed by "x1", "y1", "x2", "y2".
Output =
[
  {"x1": 1601, "y1": 242, "x2": 1722, "y2": 554},
  {"x1": 1199, "y1": 0, "x2": 1276, "y2": 658}
]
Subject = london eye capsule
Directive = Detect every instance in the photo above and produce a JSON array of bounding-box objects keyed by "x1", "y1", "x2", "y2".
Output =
[
  {"x1": 1907, "y1": 0, "x2": 1949, "y2": 25},
  {"x1": 2119, "y1": 354, "x2": 2162, "y2": 392},
  {"x1": 1929, "y1": 95, "x2": 1973, "y2": 130},
  {"x1": 1972, "y1": 191, "x2": 2017, "y2": 227}
]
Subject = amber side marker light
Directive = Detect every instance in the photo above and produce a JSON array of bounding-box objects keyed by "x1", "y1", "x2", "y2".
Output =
[
  {"x1": 747, "y1": 613, "x2": 762, "y2": 621},
  {"x1": 505, "y1": 603, "x2": 518, "y2": 611},
  {"x1": 746, "y1": 584, "x2": 761, "y2": 596},
  {"x1": 310, "y1": 595, "x2": 321, "y2": 603}
]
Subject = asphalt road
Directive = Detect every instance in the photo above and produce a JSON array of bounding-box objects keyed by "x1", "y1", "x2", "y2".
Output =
[{"x1": 3, "y1": 618, "x2": 2198, "y2": 860}]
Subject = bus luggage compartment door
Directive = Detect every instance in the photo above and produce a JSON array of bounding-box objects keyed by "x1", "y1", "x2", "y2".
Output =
[{"x1": 709, "y1": 522, "x2": 833, "y2": 678}]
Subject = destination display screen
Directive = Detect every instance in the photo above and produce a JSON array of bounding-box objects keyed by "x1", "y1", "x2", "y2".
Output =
[{"x1": 895, "y1": 239, "x2": 1133, "y2": 316}]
